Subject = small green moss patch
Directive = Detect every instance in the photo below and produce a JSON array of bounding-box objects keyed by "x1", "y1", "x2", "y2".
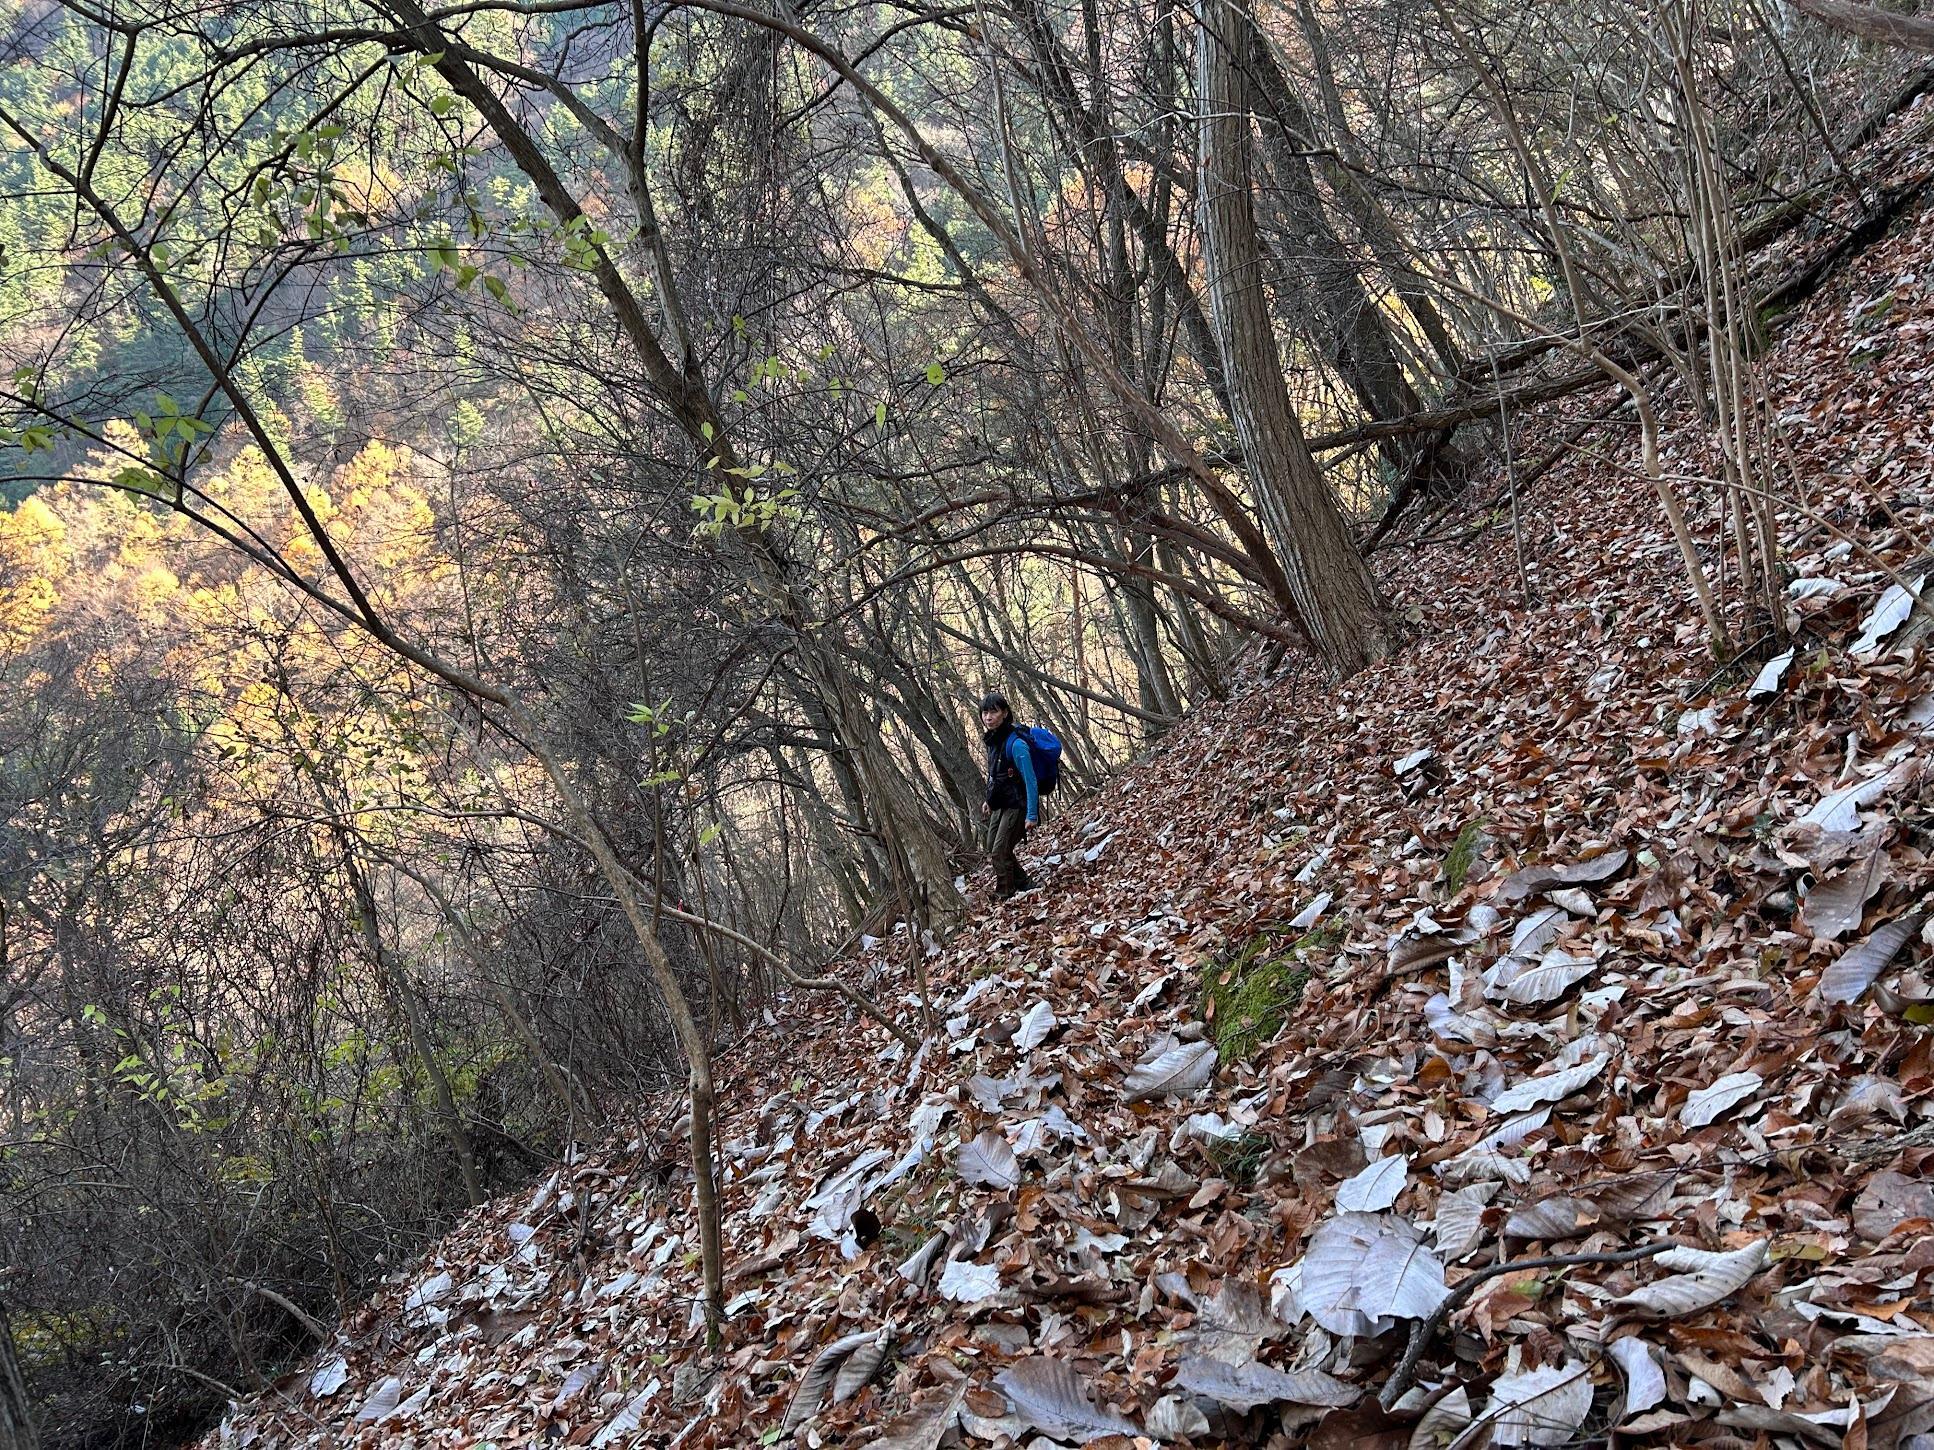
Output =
[
  {"x1": 1203, "y1": 1129, "x2": 1271, "y2": 1186},
  {"x1": 1200, "y1": 924, "x2": 1340, "y2": 1060},
  {"x1": 1443, "y1": 816, "x2": 1487, "y2": 895}
]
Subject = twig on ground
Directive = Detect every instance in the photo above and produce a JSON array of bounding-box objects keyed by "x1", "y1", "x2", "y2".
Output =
[{"x1": 1377, "y1": 1241, "x2": 1681, "y2": 1411}]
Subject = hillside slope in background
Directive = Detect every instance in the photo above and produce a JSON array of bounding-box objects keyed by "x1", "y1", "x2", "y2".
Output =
[{"x1": 211, "y1": 115, "x2": 1934, "y2": 1450}]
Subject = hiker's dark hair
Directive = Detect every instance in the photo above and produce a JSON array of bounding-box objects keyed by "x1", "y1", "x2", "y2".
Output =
[{"x1": 979, "y1": 692, "x2": 1010, "y2": 713}]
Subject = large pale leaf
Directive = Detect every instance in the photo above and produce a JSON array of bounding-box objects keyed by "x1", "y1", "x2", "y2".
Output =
[
  {"x1": 992, "y1": 1357, "x2": 1139, "y2": 1444},
  {"x1": 1679, "y1": 1071, "x2": 1763, "y2": 1128},
  {"x1": 966, "y1": 1074, "x2": 1016, "y2": 1112},
  {"x1": 804, "y1": 1148, "x2": 894, "y2": 1240},
  {"x1": 863, "y1": 1382, "x2": 966, "y2": 1450},
  {"x1": 1172, "y1": 1354, "x2": 1358, "y2": 1411},
  {"x1": 785, "y1": 1328, "x2": 880, "y2": 1429},
  {"x1": 1124, "y1": 1040, "x2": 1216, "y2": 1100},
  {"x1": 592, "y1": 1384, "x2": 661, "y2": 1447},
  {"x1": 1408, "y1": 1385, "x2": 1472, "y2": 1448},
  {"x1": 1490, "y1": 1052, "x2": 1610, "y2": 1114},
  {"x1": 1802, "y1": 851, "x2": 1885, "y2": 941},
  {"x1": 1851, "y1": 581, "x2": 1919, "y2": 658},
  {"x1": 1424, "y1": 992, "x2": 1496, "y2": 1045},
  {"x1": 835, "y1": 1331, "x2": 892, "y2": 1403},
  {"x1": 936, "y1": 1258, "x2": 1002, "y2": 1303},
  {"x1": 1439, "y1": 1109, "x2": 1549, "y2": 1188},
  {"x1": 1747, "y1": 647, "x2": 1795, "y2": 699},
  {"x1": 1335, "y1": 1154, "x2": 1410, "y2": 1213},
  {"x1": 1496, "y1": 850, "x2": 1629, "y2": 905},
  {"x1": 1189, "y1": 1279, "x2": 1282, "y2": 1359},
  {"x1": 1509, "y1": 904, "x2": 1571, "y2": 957},
  {"x1": 1015, "y1": 1000, "x2": 1056, "y2": 1051},
  {"x1": 958, "y1": 1131, "x2": 1020, "y2": 1190},
  {"x1": 1146, "y1": 1394, "x2": 1211, "y2": 1440},
  {"x1": 1605, "y1": 1337, "x2": 1665, "y2": 1419},
  {"x1": 1290, "y1": 891, "x2": 1333, "y2": 930},
  {"x1": 1800, "y1": 761, "x2": 1915, "y2": 833},
  {"x1": 1483, "y1": 1361, "x2": 1593, "y2": 1446},
  {"x1": 1504, "y1": 1195, "x2": 1599, "y2": 1241},
  {"x1": 1434, "y1": 1186, "x2": 1493, "y2": 1258},
  {"x1": 1299, "y1": 1212, "x2": 1448, "y2": 1335},
  {"x1": 310, "y1": 1357, "x2": 349, "y2": 1398},
  {"x1": 1611, "y1": 1239, "x2": 1768, "y2": 1318},
  {"x1": 354, "y1": 1377, "x2": 403, "y2": 1423},
  {"x1": 897, "y1": 1231, "x2": 946, "y2": 1285},
  {"x1": 1499, "y1": 952, "x2": 1599, "y2": 1005},
  {"x1": 404, "y1": 1270, "x2": 452, "y2": 1313},
  {"x1": 1820, "y1": 911, "x2": 1927, "y2": 1005}
]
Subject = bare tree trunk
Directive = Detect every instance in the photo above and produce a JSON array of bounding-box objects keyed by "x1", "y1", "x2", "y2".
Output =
[
  {"x1": 1194, "y1": 0, "x2": 1389, "y2": 675},
  {"x1": 1237, "y1": 21, "x2": 1425, "y2": 470},
  {"x1": 0, "y1": 1302, "x2": 39, "y2": 1450},
  {"x1": 1269, "y1": 3, "x2": 1465, "y2": 375}
]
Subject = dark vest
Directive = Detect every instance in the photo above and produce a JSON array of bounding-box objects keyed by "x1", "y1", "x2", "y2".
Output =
[{"x1": 984, "y1": 724, "x2": 1024, "y2": 810}]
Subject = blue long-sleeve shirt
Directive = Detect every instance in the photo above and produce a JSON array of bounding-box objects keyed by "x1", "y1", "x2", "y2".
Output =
[{"x1": 985, "y1": 727, "x2": 1039, "y2": 823}]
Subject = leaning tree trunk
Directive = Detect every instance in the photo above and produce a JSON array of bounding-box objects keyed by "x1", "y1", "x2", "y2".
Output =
[
  {"x1": 1194, "y1": 0, "x2": 1389, "y2": 676},
  {"x1": 0, "y1": 1302, "x2": 39, "y2": 1450}
]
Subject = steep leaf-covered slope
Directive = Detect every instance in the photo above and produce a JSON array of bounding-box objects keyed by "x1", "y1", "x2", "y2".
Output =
[{"x1": 211, "y1": 110, "x2": 1934, "y2": 1450}]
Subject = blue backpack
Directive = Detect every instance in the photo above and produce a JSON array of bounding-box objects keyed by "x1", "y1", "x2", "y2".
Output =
[{"x1": 1019, "y1": 725, "x2": 1062, "y2": 795}]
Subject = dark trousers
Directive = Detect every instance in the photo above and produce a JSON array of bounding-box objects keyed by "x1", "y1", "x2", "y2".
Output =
[{"x1": 989, "y1": 808, "x2": 1033, "y2": 897}]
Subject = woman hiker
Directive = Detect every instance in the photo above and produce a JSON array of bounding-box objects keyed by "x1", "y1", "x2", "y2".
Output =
[{"x1": 978, "y1": 692, "x2": 1039, "y2": 899}]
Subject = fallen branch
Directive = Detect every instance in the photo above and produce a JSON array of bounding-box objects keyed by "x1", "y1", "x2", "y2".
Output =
[
  {"x1": 1791, "y1": 0, "x2": 1934, "y2": 52},
  {"x1": 240, "y1": 1281, "x2": 329, "y2": 1341},
  {"x1": 1377, "y1": 1241, "x2": 1680, "y2": 1411}
]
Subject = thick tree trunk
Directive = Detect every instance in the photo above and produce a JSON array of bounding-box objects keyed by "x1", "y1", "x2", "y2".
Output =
[
  {"x1": 1194, "y1": 0, "x2": 1389, "y2": 675},
  {"x1": 1235, "y1": 19, "x2": 1423, "y2": 469},
  {"x1": 1251, "y1": 19, "x2": 1464, "y2": 376},
  {"x1": 0, "y1": 1303, "x2": 39, "y2": 1450}
]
